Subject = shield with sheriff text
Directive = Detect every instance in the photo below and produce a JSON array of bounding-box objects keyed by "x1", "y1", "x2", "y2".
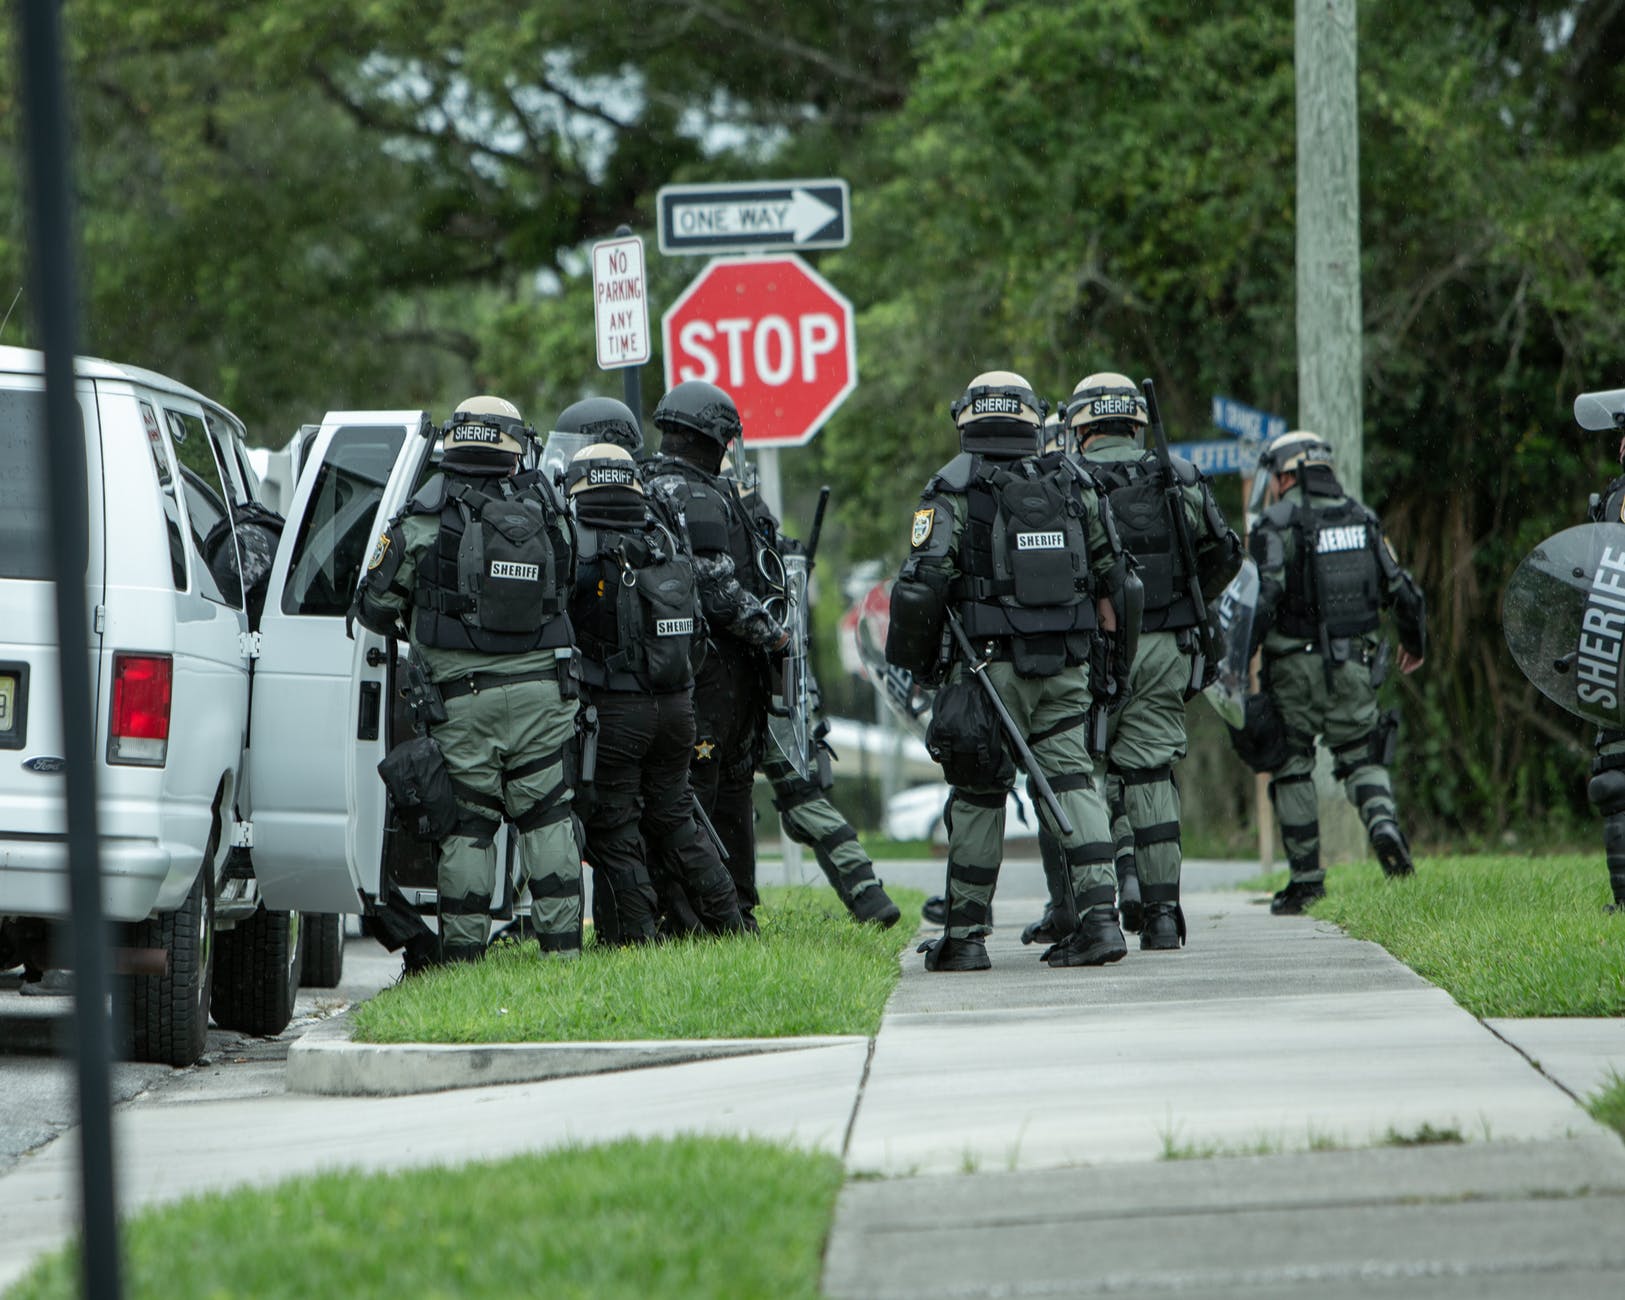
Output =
[
  {"x1": 1502, "y1": 522, "x2": 1625, "y2": 728},
  {"x1": 1201, "y1": 557, "x2": 1260, "y2": 729}
]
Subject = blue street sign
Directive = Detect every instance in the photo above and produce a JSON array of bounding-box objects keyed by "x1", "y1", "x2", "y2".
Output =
[
  {"x1": 1177, "y1": 439, "x2": 1249, "y2": 476},
  {"x1": 1211, "y1": 394, "x2": 1287, "y2": 443}
]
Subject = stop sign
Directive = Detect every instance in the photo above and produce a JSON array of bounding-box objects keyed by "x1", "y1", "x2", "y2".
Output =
[{"x1": 661, "y1": 254, "x2": 857, "y2": 448}]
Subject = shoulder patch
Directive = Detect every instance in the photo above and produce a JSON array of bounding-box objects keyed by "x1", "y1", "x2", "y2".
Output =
[
  {"x1": 366, "y1": 532, "x2": 391, "y2": 571},
  {"x1": 911, "y1": 508, "x2": 935, "y2": 548}
]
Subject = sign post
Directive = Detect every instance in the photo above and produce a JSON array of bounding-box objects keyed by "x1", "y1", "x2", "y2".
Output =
[{"x1": 593, "y1": 227, "x2": 651, "y2": 430}]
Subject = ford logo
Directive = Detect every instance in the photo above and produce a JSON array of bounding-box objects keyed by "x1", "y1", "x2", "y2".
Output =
[{"x1": 23, "y1": 756, "x2": 66, "y2": 774}]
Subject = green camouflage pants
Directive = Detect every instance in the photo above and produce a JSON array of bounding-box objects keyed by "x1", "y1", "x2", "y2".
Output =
[
  {"x1": 1040, "y1": 631, "x2": 1190, "y2": 911},
  {"x1": 942, "y1": 661, "x2": 1116, "y2": 942},
  {"x1": 762, "y1": 749, "x2": 881, "y2": 908},
  {"x1": 432, "y1": 676, "x2": 581, "y2": 957},
  {"x1": 1265, "y1": 649, "x2": 1397, "y2": 886}
]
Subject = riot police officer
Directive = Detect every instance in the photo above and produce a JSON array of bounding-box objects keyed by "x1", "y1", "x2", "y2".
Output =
[
  {"x1": 1572, "y1": 392, "x2": 1625, "y2": 912},
  {"x1": 353, "y1": 396, "x2": 582, "y2": 962},
  {"x1": 1022, "y1": 373, "x2": 1241, "y2": 950},
  {"x1": 1247, "y1": 431, "x2": 1427, "y2": 915},
  {"x1": 564, "y1": 442, "x2": 746, "y2": 941},
  {"x1": 887, "y1": 370, "x2": 1133, "y2": 971},
  {"x1": 643, "y1": 381, "x2": 790, "y2": 930},
  {"x1": 728, "y1": 459, "x2": 901, "y2": 928}
]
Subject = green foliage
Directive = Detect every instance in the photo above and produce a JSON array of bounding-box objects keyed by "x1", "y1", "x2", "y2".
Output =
[
  {"x1": 352, "y1": 885, "x2": 923, "y2": 1044},
  {"x1": 6, "y1": 1136, "x2": 844, "y2": 1299},
  {"x1": 1587, "y1": 1073, "x2": 1625, "y2": 1141}
]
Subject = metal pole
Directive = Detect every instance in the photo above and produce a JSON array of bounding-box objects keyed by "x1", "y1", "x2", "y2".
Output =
[
  {"x1": 613, "y1": 224, "x2": 644, "y2": 432},
  {"x1": 754, "y1": 447, "x2": 802, "y2": 875},
  {"x1": 16, "y1": 2, "x2": 123, "y2": 1296}
]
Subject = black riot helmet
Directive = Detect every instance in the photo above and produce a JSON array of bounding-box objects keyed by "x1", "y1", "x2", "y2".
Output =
[
  {"x1": 653, "y1": 380, "x2": 743, "y2": 448},
  {"x1": 949, "y1": 370, "x2": 1046, "y2": 458},
  {"x1": 553, "y1": 396, "x2": 643, "y2": 454}
]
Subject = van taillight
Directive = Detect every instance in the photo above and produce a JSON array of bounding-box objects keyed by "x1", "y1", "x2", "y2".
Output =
[{"x1": 110, "y1": 653, "x2": 172, "y2": 766}]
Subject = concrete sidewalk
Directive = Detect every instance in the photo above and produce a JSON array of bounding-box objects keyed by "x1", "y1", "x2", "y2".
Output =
[{"x1": 826, "y1": 879, "x2": 1625, "y2": 1298}]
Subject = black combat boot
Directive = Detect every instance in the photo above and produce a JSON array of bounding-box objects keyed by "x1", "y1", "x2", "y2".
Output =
[
  {"x1": 1269, "y1": 880, "x2": 1326, "y2": 915},
  {"x1": 1116, "y1": 860, "x2": 1144, "y2": 933},
  {"x1": 918, "y1": 935, "x2": 991, "y2": 971},
  {"x1": 1369, "y1": 819, "x2": 1414, "y2": 878},
  {"x1": 1140, "y1": 902, "x2": 1185, "y2": 951},
  {"x1": 851, "y1": 883, "x2": 902, "y2": 928},
  {"x1": 1043, "y1": 905, "x2": 1128, "y2": 967},
  {"x1": 1020, "y1": 909, "x2": 1064, "y2": 946},
  {"x1": 440, "y1": 941, "x2": 487, "y2": 965},
  {"x1": 1600, "y1": 808, "x2": 1625, "y2": 914},
  {"x1": 922, "y1": 895, "x2": 991, "y2": 927}
]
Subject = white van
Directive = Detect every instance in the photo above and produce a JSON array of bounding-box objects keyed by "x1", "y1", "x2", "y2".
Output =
[{"x1": 0, "y1": 347, "x2": 306, "y2": 1066}]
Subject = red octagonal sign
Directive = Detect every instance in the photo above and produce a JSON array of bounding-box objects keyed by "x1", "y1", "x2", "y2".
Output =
[{"x1": 661, "y1": 254, "x2": 857, "y2": 448}]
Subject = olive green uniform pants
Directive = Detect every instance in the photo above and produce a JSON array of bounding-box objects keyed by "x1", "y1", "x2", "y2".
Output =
[
  {"x1": 1265, "y1": 650, "x2": 1398, "y2": 887},
  {"x1": 942, "y1": 662, "x2": 1116, "y2": 942},
  {"x1": 1039, "y1": 631, "x2": 1191, "y2": 911},
  {"x1": 431, "y1": 676, "x2": 581, "y2": 956},
  {"x1": 761, "y1": 749, "x2": 884, "y2": 908}
]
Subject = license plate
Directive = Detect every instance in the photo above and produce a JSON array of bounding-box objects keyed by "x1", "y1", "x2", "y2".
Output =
[{"x1": 0, "y1": 674, "x2": 14, "y2": 734}]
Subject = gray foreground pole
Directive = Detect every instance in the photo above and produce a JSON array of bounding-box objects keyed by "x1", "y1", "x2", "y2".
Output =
[{"x1": 16, "y1": 1, "x2": 124, "y2": 1296}]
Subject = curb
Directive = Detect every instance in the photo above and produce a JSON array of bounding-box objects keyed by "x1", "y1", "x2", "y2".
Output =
[{"x1": 285, "y1": 1012, "x2": 867, "y2": 1097}]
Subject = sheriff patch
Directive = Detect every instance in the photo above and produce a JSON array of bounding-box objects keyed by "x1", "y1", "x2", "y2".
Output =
[
  {"x1": 588, "y1": 466, "x2": 635, "y2": 487},
  {"x1": 911, "y1": 509, "x2": 934, "y2": 548},
  {"x1": 489, "y1": 560, "x2": 540, "y2": 581},
  {"x1": 1090, "y1": 394, "x2": 1141, "y2": 418},
  {"x1": 972, "y1": 394, "x2": 1025, "y2": 416},
  {"x1": 366, "y1": 532, "x2": 391, "y2": 571},
  {"x1": 656, "y1": 617, "x2": 695, "y2": 637},
  {"x1": 1016, "y1": 530, "x2": 1065, "y2": 550},
  {"x1": 1316, "y1": 524, "x2": 1368, "y2": 553}
]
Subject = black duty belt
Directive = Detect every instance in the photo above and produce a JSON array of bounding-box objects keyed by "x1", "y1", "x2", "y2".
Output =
[{"x1": 437, "y1": 665, "x2": 558, "y2": 701}]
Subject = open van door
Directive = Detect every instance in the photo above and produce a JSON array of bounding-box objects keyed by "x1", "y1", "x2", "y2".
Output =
[{"x1": 248, "y1": 411, "x2": 432, "y2": 913}]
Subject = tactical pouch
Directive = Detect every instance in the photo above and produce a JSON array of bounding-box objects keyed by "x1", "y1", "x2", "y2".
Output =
[
  {"x1": 377, "y1": 736, "x2": 459, "y2": 840},
  {"x1": 886, "y1": 577, "x2": 947, "y2": 676},
  {"x1": 1009, "y1": 632, "x2": 1065, "y2": 679},
  {"x1": 1226, "y1": 692, "x2": 1290, "y2": 774},
  {"x1": 400, "y1": 656, "x2": 448, "y2": 729},
  {"x1": 1377, "y1": 707, "x2": 1400, "y2": 768},
  {"x1": 925, "y1": 679, "x2": 1015, "y2": 788},
  {"x1": 578, "y1": 704, "x2": 600, "y2": 785}
]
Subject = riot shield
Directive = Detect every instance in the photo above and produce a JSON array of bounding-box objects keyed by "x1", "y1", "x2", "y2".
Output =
[
  {"x1": 1574, "y1": 389, "x2": 1625, "y2": 433},
  {"x1": 1201, "y1": 557, "x2": 1259, "y2": 728},
  {"x1": 851, "y1": 578, "x2": 935, "y2": 741},
  {"x1": 538, "y1": 431, "x2": 597, "y2": 488},
  {"x1": 1503, "y1": 522, "x2": 1625, "y2": 728},
  {"x1": 766, "y1": 550, "x2": 813, "y2": 778}
]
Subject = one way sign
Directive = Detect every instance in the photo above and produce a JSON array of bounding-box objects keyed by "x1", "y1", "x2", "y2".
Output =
[{"x1": 657, "y1": 179, "x2": 850, "y2": 256}]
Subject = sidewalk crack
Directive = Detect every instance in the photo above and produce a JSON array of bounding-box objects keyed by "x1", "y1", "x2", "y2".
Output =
[
  {"x1": 841, "y1": 1035, "x2": 877, "y2": 1161},
  {"x1": 1480, "y1": 1019, "x2": 1583, "y2": 1105}
]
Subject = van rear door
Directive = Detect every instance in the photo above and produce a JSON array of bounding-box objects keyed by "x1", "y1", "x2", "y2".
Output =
[
  {"x1": 250, "y1": 412, "x2": 430, "y2": 913},
  {"x1": 0, "y1": 380, "x2": 103, "y2": 849}
]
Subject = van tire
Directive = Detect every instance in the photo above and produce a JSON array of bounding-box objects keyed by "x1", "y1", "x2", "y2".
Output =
[
  {"x1": 125, "y1": 867, "x2": 214, "y2": 1067},
  {"x1": 211, "y1": 905, "x2": 301, "y2": 1036},
  {"x1": 299, "y1": 913, "x2": 344, "y2": 988}
]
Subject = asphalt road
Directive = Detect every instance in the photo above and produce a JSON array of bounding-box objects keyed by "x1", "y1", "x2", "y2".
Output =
[{"x1": 0, "y1": 935, "x2": 400, "y2": 1175}]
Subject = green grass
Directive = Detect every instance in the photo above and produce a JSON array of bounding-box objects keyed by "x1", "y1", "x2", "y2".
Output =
[
  {"x1": 352, "y1": 885, "x2": 924, "y2": 1045},
  {"x1": 1156, "y1": 1118, "x2": 1464, "y2": 1161},
  {"x1": 1588, "y1": 1073, "x2": 1625, "y2": 1140},
  {"x1": 1241, "y1": 854, "x2": 1625, "y2": 1017},
  {"x1": 3, "y1": 1136, "x2": 842, "y2": 1300},
  {"x1": 858, "y1": 834, "x2": 939, "y2": 860}
]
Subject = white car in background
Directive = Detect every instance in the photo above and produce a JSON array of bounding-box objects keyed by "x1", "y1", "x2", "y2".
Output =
[{"x1": 883, "y1": 782, "x2": 1041, "y2": 844}]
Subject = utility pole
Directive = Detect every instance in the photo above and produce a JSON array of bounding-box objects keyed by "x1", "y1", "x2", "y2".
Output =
[
  {"x1": 1296, "y1": 0, "x2": 1366, "y2": 863},
  {"x1": 1296, "y1": 0, "x2": 1362, "y2": 499}
]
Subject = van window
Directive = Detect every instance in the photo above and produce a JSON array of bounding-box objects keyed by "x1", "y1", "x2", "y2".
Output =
[
  {"x1": 0, "y1": 390, "x2": 56, "y2": 581},
  {"x1": 167, "y1": 408, "x2": 243, "y2": 608},
  {"x1": 282, "y1": 425, "x2": 407, "y2": 617},
  {"x1": 139, "y1": 401, "x2": 188, "y2": 591}
]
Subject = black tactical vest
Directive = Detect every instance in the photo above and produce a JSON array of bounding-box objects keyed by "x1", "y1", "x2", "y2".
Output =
[
  {"x1": 408, "y1": 471, "x2": 572, "y2": 653},
  {"x1": 572, "y1": 512, "x2": 702, "y2": 694},
  {"x1": 1277, "y1": 494, "x2": 1382, "y2": 640},
  {"x1": 1590, "y1": 474, "x2": 1625, "y2": 525},
  {"x1": 938, "y1": 454, "x2": 1097, "y2": 673},
  {"x1": 1084, "y1": 452, "x2": 1194, "y2": 630},
  {"x1": 644, "y1": 456, "x2": 767, "y2": 598}
]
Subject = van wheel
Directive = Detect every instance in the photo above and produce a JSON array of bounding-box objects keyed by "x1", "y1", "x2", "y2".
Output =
[
  {"x1": 298, "y1": 913, "x2": 344, "y2": 988},
  {"x1": 125, "y1": 867, "x2": 214, "y2": 1067},
  {"x1": 211, "y1": 905, "x2": 301, "y2": 1036}
]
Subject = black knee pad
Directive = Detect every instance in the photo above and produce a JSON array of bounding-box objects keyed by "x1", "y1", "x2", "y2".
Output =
[{"x1": 1590, "y1": 768, "x2": 1625, "y2": 816}]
